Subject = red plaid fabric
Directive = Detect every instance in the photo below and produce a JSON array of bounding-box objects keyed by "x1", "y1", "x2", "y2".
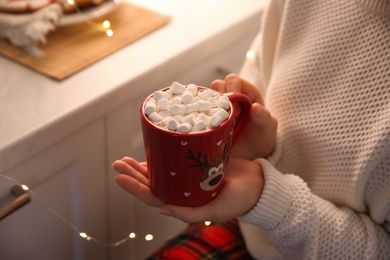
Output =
[{"x1": 146, "y1": 219, "x2": 254, "y2": 260}]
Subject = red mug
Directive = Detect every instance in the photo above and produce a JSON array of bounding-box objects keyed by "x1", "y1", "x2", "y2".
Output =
[{"x1": 140, "y1": 86, "x2": 251, "y2": 206}]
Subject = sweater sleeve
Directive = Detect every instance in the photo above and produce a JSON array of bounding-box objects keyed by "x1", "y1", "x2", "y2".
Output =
[
  {"x1": 239, "y1": 32, "x2": 264, "y2": 95},
  {"x1": 238, "y1": 159, "x2": 319, "y2": 259},
  {"x1": 238, "y1": 158, "x2": 390, "y2": 259},
  {"x1": 238, "y1": 0, "x2": 390, "y2": 258}
]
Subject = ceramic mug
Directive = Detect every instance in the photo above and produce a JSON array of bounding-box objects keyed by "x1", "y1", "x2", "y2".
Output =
[{"x1": 140, "y1": 86, "x2": 251, "y2": 206}]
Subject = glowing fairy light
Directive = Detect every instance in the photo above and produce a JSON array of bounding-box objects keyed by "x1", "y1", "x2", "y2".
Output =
[
  {"x1": 129, "y1": 233, "x2": 136, "y2": 239},
  {"x1": 101, "y1": 20, "x2": 113, "y2": 37},
  {"x1": 103, "y1": 20, "x2": 110, "y2": 29},
  {"x1": 246, "y1": 51, "x2": 255, "y2": 61},
  {"x1": 21, "y1": 184, "x2": 29, "y2": 191},
  {"x1": 204, "y1": 221, "x2": 211, "y2": 226},
  {"x1": 106, "y1": 29, "x2": 113, "y2": 37},
  {"x1": 145, "y1": 234, "x2": 154, "y2": 241},
  {"x1": 67, "y1": 0, "x2": 75, "y2": 5},
  {"x1": 79, "y1": 232, "x2": 92, "y2": 241}
]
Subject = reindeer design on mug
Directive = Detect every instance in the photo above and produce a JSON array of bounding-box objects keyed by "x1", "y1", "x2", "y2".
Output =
[{"x1": 186, "y1": 132, "x2": 232, "y2": 192}]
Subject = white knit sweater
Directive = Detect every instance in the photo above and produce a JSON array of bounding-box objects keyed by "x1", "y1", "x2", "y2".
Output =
[{"x1": 238, "y1": 0, "x2": 390, "y2": 259}]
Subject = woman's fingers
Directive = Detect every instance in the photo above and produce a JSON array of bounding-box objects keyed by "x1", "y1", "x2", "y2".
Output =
[
  {"x1": 210, "y1": 79, "x2": 226, "y2": 93},
  {"x1": 250, "y1": 103, "x2": 278, "y2": 127},
  {"x1": 115, "y1": 174, "x2": 165, "y2": 207},
  {"x1": 211, "y1": 74, "x2": 264, "y2": 105},
  {"x1": 121, "y1": 157, "x2": 148, "y2": 176},
  {"x1": 112, "y1": 159, "x2": 149, "y2": 187},
  {"x1": 226, "y1": 74, "x2": 264, "y2": 104},
  {"x1": 112, "y1": 158, "x2": 164, "y2": 207}
]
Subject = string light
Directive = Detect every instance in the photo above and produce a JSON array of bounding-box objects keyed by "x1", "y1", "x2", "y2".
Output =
[
  {"x1": 66, "y1": 0, "x2": 114, "y2": 36},
  {"x1": 102, "y1": 20, "x2": 113, "y2": 36},
  {"x1": 145, "y1": 234, "x2": 154, "y2": 241},
  {"x1": 106, "y1": 29, "x2": 113, "y2": 37},
  {"x1": 102, "y1": 20, "x2": 110, "y2": 28},
  {"x1": 204, "y1": 221, "x2": 211, "y2": 226},
  {"x1": 246, "y1": 51, "x2": 255, "y2": 61},
  {"x1": 0, "y1": 174, "x2": 150, "y2": 247},
  {"x1": 79, "y1": 232, "x2": 92, "y2": 241}
]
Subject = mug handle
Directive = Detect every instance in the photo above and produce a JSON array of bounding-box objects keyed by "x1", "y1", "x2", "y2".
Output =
[{"x1": 225, "y1": 92, "x2": 252, "y2": 147}]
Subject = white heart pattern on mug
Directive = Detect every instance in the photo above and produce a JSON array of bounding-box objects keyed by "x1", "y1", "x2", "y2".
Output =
[
  {"x1": 212, "y1": 192, "x2": 217, "y2": 197},
  {"x1": 181, "y1": 141, "x2": 188, "y2": 146},
  {"x1": 184, "y1": 192, "x2": 191, "y2": 197},
  {"x1": 217, "y1": 140, "x2": 223, "y2": 146},
  {"x1": 170, "y1": 172, "x2": 176, "y2": 176}
]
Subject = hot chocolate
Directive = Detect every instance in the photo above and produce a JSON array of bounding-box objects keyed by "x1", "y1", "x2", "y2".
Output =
[{"x1": 144, "y1": 82, "x2": 231, "y2": 133}]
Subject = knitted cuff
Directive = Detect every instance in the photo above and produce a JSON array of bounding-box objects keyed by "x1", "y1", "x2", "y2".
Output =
[{"x1": 238, "y1": 158, "x2": 291, "y2": 231}]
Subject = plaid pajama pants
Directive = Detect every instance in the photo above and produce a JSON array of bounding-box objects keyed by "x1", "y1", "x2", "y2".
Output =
[{"x1": 146, "y1": 219, "x2": 254, "y2": 260}]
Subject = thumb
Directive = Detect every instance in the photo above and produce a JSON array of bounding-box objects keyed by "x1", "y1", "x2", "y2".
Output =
[{"x1": 250, "y1": 103, "x2": 274, "y2": 126}]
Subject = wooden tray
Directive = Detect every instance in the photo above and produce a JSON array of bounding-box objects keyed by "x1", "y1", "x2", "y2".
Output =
[{"x1": 0, "y1": 3, "x2": 170, "y2": 80}]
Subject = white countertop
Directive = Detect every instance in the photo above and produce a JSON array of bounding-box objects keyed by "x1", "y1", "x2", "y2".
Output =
[{"x1": 0, "y1": 0, "x2": 264, "y2": 172}]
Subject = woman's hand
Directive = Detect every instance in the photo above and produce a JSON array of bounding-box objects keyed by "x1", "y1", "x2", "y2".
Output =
[
  {"x1": 211, "y1": 74, "x2": 278, "y2": 160},
  {"x1": 112, "y1": 157, "x2": 165, "y2": 208},
  {"x1": 112, "y1": 157, "x2": 264, "y2": 223}
]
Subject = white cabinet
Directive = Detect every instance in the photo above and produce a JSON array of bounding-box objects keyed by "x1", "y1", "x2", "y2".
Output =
[{"x1": 0, "y1": 119, "x2": 107, "y2": 260}]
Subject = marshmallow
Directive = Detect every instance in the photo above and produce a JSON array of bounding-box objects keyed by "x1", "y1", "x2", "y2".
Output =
[
  {"x1": 161, "y1": 116, "x2": 173, "y2": 126},
  {"x1": 210, "y1": 116, "x2": 222, "y2": 128},
  {"x1": 182, "y1": 114, "x2": 196, "y2": 125},
  {"x1": 153, "y1": 90, "x2": 169, "y2": 101},
  {"x1": 210, "y1": 110, "x2": 229, "y2": 128},
  {"x1": 182, "y1": 90, "x2": 194, "y2": 104},
  {"x1": 159, "y1": 111, "x2": 170, "y2": 118},
  {"x1": 186, "y1": 103, "x2": 199, "y2": 114},
  {"x1": 171, "y1": 96, "x2": 182, "y2": 105},
  {"x1": 177, "y1": 123, "x2": 192, "y2": 133},
  {"x1": 187, "y1": 84, "x2": 198, "y2": 96},
  {"x1": 144, "y1": 99, "x2": 157, "y2": 115},
  {"x1": 198, "y1": 100, "x2": 211, "y2": 111},
  {"x1": 199, "y1": 89, "x2": 215, "y2": 100},
  {"x1": 213, "y1": 109, "x2": 230, "y2": 122},
  {"x1": 193, "y1": 120, "x2": 207, "y2": 132},
  {"x1": 196, "y1": 113, "x2": 211, "y2": 125},
  {"x1": 148, "y1": 112, "x2": 163, "y2": 123},
  {"x1": 157, "y1": 98, "x2": 169, "y2": 111},
  {"x1": 170, "y1": 82, "x2": 186, "y2": 94},
  {"x1": 169, "y1": 104, "x2": 186, "y2": 115},
  {"x1": 168, "y1": 119, "x2": 179, "y2": 131},
  {"x1": 218, "y1": 95, "x2": 230, "y2": 110},
  {"x1": 165, "y1": 89, "x2": 173, "y2": 98},
  {"x1": 173, "y1": 114, "x2": 184, "y2": 123},
  {"x1": 208, "y1": 107, "x2": 221, "y2": 116},
  {"x1": 193, "y1": 97, "x2": 202, "y2": 103},
  {"x1": 208, "y1": 96, "x2": 218, "y2": 108}
]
